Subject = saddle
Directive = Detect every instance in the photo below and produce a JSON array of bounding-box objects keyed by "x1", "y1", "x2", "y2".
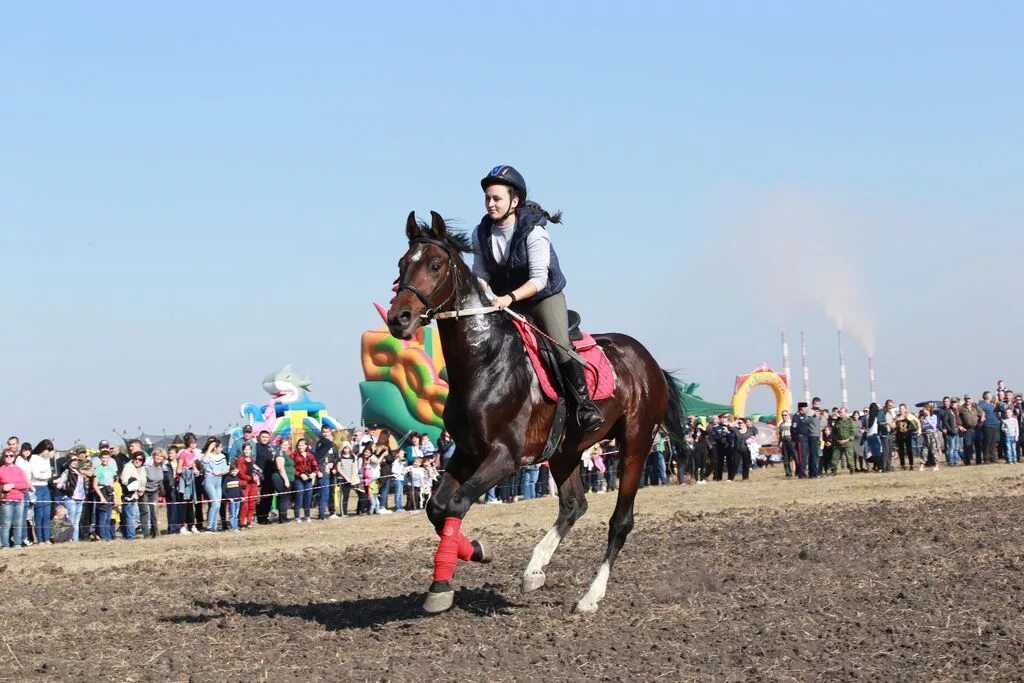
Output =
[
  {"x1": 513, "y1": 312, "x2": 615, "y2": 402},
  {"x1": 510, "y1": 309, "x2": 616, "y2": 463},
  {"x1": 567, "y1": 310, "x2": 583, "y2": 343}
]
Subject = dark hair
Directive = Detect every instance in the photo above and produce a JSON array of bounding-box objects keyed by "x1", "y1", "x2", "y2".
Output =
[
  {"x1": 32, "y1": 439, "x2": 54, "y2": 455},
  {"x1": 183, "y1": 432, "x2": 197, "y2": 447},
  {"x1": 867, "y1": 402, "x2": 879, "y2": 429},
  {"x1": 202, "y1": 437, "x2": 221, "y2": 453},
  {"x1": 128, "y1": 438, "x2": 142, "y2": 449},
  {"x1": 517, "y1": 200, "x2": 562, "y2": 224}
]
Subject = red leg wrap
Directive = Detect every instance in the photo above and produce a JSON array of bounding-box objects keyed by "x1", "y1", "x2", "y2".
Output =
[{"x1": 432, "y1": 517, "x2": 474, "y2": 581}]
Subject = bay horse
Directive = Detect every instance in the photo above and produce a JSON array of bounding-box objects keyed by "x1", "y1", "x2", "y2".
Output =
[{"x1": 386, "y1": 211, "x2": 686, "y2": 614}]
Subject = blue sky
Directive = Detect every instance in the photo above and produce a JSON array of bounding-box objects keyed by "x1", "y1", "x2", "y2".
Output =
[{"x1": 3, "y1": 3, "x2": 1021, "y2": 445}]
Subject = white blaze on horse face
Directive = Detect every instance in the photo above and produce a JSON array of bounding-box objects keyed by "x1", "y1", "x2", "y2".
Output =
[
  {"x1": 524, "y1": 527, "x2": 562, "y2": 578},
  {"x1": 408, "y1": 245, "x2": 426, "y2": 263},
  {"x1": 576, "y1": 561, "x2": 611, "y2": 613}
]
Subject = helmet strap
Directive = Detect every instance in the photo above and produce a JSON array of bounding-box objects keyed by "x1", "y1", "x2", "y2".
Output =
[{"x1": 497, "y1": 194, "x2": 519, "y2": 223}]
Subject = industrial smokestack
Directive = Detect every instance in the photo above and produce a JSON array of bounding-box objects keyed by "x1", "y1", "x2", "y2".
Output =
[
  {"x1": 838, "y1": 329, "x2": 849, "y2": 409},
  {"x1": 782, "y1": 330, "x2": 793, "y2": 411},
  {"x1": 781, "y1": 330, "x2": 791, "y2": 386},
  {"x1": 800, "y1": 331, "x2": 810, "y2": 403},
  {"x1": 868, "y1": 355, "x2": 877, "y2": 404}
]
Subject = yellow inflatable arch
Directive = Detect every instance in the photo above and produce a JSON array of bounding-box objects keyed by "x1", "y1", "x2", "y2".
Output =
[{"x1": 731, "y1": 363, "x2": 791, "y2": 420}]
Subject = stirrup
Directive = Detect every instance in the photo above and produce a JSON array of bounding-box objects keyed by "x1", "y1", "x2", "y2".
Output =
[{"x1": 577, "y1": 403, "x2": 605, "y2": 432}]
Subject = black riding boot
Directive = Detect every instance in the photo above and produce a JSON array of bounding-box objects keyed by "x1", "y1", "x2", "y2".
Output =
[{"x1": 559, "y1": 360, "x2": 605, "y2": 433}]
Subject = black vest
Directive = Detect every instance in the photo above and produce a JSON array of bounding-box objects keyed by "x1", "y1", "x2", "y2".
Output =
[{"x1": 474, "y1": 203, "x2": 567, "y2": 301}]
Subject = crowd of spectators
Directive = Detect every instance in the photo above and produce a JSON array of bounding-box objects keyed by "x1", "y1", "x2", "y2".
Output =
[
  {"x1": 681, "y1": 381, "x2": 1024, "y2": 483},
  {"x1": 0, "y1": 425, "x2": 459, "y2": 547},
  {"x1": 2, "y1": 381, "x2": 1020, "y2": 547}
]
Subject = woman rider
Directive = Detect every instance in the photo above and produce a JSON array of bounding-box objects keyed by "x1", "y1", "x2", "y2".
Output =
[{"x1": 472, "y1": 164, "x2": 603, "y2": 432}]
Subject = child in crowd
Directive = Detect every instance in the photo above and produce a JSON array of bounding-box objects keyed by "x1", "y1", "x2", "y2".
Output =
[
  {"x1": 1002, "y1": 408, "x2": 1019, "y2": 464},
  {"x1": 421, "y1": 458, "x2": 438, "y2": 508},
  {"x1": 222, "y1": 462, "x2": 243, "y2": 530},
  {"x1": 408, "y1": 457, "x2": 425, "y2": 510},
  {"x1": 821, "y1": 425, "x2": 834, "y2": 475},
  {"x1": 592, "y1": 448, "x2": 606, "y2": 493},
  {"x1": 368, "y1": 478, "x2": 381, "y2": 514},
  {"x1": 356, "y1": 453, "x2": 373, "y2": 515},
  {"x1": 50, "y1": 505, "x2": 74, "y2": 543}
]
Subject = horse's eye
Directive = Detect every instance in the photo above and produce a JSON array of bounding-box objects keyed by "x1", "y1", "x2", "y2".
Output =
[{"x1": 430, "y1": 261, "x2": 442, "y2": 273}]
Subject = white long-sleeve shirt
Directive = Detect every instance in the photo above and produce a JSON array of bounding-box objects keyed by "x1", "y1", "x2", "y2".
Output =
[
  {"x1": 471, "y1": 223, "x2": 552, "y2": 293},
  {"x1": 28, "y1": 454, "x2": 53, "y2": 487},
  {"x1": 1002, "y1": 417, "x2": 1019, "y2": 439}
]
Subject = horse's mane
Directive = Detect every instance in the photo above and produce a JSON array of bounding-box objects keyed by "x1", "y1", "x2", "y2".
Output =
[{"x1": 412, "y1": 220, "x2": 472, "y2": 254}]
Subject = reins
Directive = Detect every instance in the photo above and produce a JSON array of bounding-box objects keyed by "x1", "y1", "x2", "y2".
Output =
[{"x1": 399, "y1": 236, "x2": 586, "y2": 365}]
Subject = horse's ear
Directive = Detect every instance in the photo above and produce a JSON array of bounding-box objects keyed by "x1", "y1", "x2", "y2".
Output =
[
  {"x1": 406, "y1": 211, "x2": 419, "y2": 240},
  {"x1": 429, "y1": 211, "x2": 447, "y2": 240}
]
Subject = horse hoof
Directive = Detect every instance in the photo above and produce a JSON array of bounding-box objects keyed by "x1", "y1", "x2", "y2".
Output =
[
  {"x1": 575, "y1": 598, "x2": 600, "y2": 614},
  {"x1": 471, "y1": 539, "x2": 493, "y2": 563},
  {"x1": 423, "y1": 590, "x2": 455, "y2": 614},
  {"x1": 522, "y1": 572, "x2": 546, "y2": 593}
]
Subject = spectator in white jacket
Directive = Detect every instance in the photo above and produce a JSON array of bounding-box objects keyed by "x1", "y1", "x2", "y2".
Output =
[
  {"x1": 120, "y1": 453, "x2": 148, "y2": 540},
  {"x1": 29, "y1": 440, "x2": 55, "y2": 545},
  {"x1": 390, "y1": 452, "x2": 407, "y2": 512}
]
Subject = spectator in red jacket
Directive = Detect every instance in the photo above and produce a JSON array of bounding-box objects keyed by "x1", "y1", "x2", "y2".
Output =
[
  {"x1": 0, "y1": 449, "x2": 31, "y2": 549},
  {"x1": 234, "y1": 443, "x2": 260, "y2": 529},
  {"x1": 291, "y1": 439, "x2": 320, "y2": 522}
]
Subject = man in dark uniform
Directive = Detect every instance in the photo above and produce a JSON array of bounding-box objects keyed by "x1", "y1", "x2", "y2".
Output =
[
  {"x1": 710, "y1": 414, "x2": 733, "y2": 482},
  {"x1": 254, "y1": 430, "x2": 276, "y2": 524},
  {"x1": 792, "y1": 403, "x2": 811, "y2": 478}
]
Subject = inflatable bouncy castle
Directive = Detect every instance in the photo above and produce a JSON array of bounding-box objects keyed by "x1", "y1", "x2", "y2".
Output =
[
  {"x1": 359, "y1": 311, "x2": 446, "y2": 442},
  {"x1": 230, "y1": 365, "x2": 341, "y2": 445}
]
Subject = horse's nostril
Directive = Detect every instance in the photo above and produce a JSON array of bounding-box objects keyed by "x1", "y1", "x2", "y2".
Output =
[{"x1": 399, "y1": 311, "x2": 412, "y2": 324}]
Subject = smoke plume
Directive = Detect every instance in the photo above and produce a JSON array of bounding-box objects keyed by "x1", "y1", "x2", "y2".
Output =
[{"x1": 695, "y1": 187, "x2": 878, "y2": 355}]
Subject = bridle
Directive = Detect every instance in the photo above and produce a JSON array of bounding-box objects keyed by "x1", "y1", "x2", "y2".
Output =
[
  {"x1": 394, "y1": 235, "x2": 586, "y2": 363},
  {"x1": 395, "y1": 237, "x2": 464, "y2": 322}
]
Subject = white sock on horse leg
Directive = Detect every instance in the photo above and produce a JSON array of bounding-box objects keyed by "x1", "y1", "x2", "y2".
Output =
[
  {"x1": 576, "y1": 561, "x2": 611, "y2": 613},
  {"x1": 524, "y1": 527, "x2": 562, "y2": 578}
]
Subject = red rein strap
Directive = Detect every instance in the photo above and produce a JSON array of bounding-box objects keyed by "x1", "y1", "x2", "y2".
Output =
[
  {"x1": 432, "y1": 517, "x2": 474, "y2": 582},
  {"x1": 508, "y1": 312, "x2": 588, "y2": 367}
]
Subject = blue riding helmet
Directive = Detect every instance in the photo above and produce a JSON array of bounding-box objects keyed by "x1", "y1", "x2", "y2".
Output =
[{"x1": 480, "y1": 165, "x2": 527, "y2": 200}]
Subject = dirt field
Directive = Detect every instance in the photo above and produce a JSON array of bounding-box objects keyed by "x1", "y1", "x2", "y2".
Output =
[{"x1": 3, "y1": 464, "x2": 1024, "y2": 682}]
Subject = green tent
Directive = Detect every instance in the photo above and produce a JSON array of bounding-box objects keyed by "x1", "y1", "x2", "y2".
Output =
[{"x1": 675, "y1": 381, "x2": 732, "y2": 418}]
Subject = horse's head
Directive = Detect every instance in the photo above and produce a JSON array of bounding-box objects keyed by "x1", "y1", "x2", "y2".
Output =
[{"x1": 387, "y1": 211, "x2": 468, "y2": 340}]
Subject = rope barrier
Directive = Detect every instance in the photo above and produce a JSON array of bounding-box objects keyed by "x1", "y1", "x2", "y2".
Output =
[{"x1": 4, "y1": 475, "x2": 439, "y2": 509}]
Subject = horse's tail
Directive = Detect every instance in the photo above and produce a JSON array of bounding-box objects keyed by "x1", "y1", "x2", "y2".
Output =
[{"x1": 661, "y1": 370, "x2": 688, "y2": 450}]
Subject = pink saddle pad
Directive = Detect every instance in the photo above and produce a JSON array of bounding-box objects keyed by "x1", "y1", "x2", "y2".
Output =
[{"x1": 511, "y1": 319, "x2": 616, "y2": 403}]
